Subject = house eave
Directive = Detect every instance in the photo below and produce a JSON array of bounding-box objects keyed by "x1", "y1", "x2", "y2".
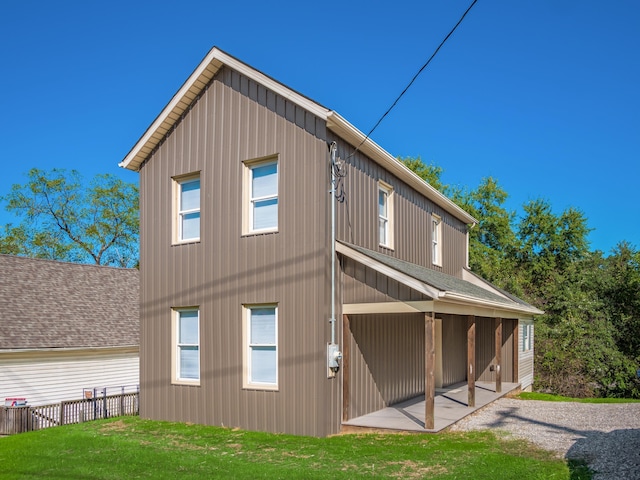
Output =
[
  {"x1": 0, "y1": 345, "x2": 139, "y2": 358},
  {"x1": 119, "y1": 47, "x2": 477, "y2": 226},
  {"x1": 337, "y1": 241, "x2": 542, "y2": 318},
  {"x1": 119, "y1": 47, "x2": 331, "y2": 172},
  {"x1": 326, "y1": 112, "x2": 477, "y2": 226}
]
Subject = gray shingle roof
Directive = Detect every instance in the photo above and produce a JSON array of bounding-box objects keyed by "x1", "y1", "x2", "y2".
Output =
[
  {"x1": 0, "y1": 255, "x2": 139, "y2": 350},
  {"x1": 339, "y1": 241, "x2": 540, "y2": 313}
]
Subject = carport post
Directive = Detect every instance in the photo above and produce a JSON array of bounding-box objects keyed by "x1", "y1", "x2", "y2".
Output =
[
  {"x1": 425, "y1": 312, "x2": 435, "y2": 430},
  {"x1": 495, "y1": 318, "x2": 502, "y2": 393},
  {"x1": 342, "y1": 314, "x2": 351, "y2": 423},
  {"x1": 467, "y1": 315, "x2": 476, "y2": 407}
]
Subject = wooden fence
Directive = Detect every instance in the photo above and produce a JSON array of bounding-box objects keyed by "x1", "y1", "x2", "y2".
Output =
[{"x1": 0, "y1": 390, "x2": 139, "y2": 435}]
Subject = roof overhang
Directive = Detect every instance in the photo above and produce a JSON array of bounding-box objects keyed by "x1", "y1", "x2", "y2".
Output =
[
  {"x1": 119, "y1": 47, "x2": 477, "y2": 225},
  {"x1": 337, "y1": 242, "x2": 543, "y2": 318}
]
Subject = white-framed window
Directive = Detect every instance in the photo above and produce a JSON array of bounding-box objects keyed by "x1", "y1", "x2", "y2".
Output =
[
  {"x1": 244, "y1": 157, "x2": 278, "y2": 234},
  {"x1": 243, "y1": 304, "x2": 278, "y2": 389},
  {"x1": 172, "y1": 308, "x2": 200, "y2": 385},
  {"x1": 522, "y1": 323, "x2": 533, "y2": 352},
  {"x1": 432, "y1": 214, "x2": 442, "y2": 266},
  {"x1": 174, "y1": 174, "x2": 201, "y2": 243},
  {"x1": 378, "y1": 182, "x2": 394, "y2": 248}
]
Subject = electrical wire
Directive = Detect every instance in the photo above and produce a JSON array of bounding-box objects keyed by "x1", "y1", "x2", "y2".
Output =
[{"x1": 347, "y1": 0, "x2": 479, "y2": 159}]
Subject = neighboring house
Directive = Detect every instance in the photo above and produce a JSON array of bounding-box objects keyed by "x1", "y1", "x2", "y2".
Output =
[
  {"x1": 120, "y1": 47, "x2": 541, "y2": 437},
  {"x1": 0, "y1": 255, "x2": 139, "y2": 406}
]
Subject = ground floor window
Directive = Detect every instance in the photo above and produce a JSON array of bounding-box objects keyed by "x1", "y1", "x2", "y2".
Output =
[
  {"x1": 172, "y1": 308, "x2": 200, "y2": 385},
  {"x1": 244, "y1": 304, "x2": 278, "y2": 389}
]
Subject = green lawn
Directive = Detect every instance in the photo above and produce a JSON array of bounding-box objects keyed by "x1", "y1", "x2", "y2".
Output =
[
  {"x1": 518, "y1": 392, "x2": 640, "y2": 403},
  {"x1": 0, "y1": 416, "x2": 588, "y2": 479}
]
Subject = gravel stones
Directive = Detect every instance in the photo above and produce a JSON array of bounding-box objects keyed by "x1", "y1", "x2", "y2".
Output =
[{"x1": 449, "y1": 398, "x2": 640, "y2": 480}]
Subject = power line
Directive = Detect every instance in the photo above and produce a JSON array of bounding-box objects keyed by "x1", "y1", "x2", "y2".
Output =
[{"x1": 348, "y1": 0, "x2": 479, "y2": 159}]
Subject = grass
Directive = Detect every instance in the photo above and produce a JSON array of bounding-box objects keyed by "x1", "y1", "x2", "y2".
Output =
[
  {"x1": 0, "y1": 416, "x2": 583, "y2": 479},
  {"x1": 518, "y1": 392, "x2": 640, "y2": 403}
]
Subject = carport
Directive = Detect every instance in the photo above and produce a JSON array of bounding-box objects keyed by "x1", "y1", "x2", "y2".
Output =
[{"x1": 337, "y1": 242, "x2": 542, "y2": 431}]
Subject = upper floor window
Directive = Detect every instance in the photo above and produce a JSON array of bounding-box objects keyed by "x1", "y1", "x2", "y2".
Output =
[
  {"x1": 174, "y1": 174, "x2": 200, "y2": 243},
  {"x1": 172, "y1": 308, "x2": 200, "y2": 385},
  {"x1": 378, "y1": 182, "x2": 394, "y2": 249},
  {"x1": 432, "y1": 214, "x2": 442, "y2": 266},
  {"x1": 244, "y1": 304, "x2": 278, "y2": 389},
  {"x1": 244, "y1": 157, "x2": 278, "y2": 234}
]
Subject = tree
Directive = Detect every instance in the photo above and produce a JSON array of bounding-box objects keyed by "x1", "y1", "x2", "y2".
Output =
[
  {"x1": 452, "y1": 177, "x2": 521, "y2": 292},
  {"x1": 598, "y1": 242, "x2": 640, "y2": 363},
  {"x1": 399, "y1": 156, "x2": 447, "y2": 193},
  {"x1": 0, "y1": 168, "x2": 139, "y2": 267},
  {"x1": 400, "y1": 156, "x2": 639, "y2": 398}
]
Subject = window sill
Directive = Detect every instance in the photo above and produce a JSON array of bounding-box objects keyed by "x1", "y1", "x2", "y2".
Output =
[
  {"x1": 242, "y1": 229, "x2": 279, "y2": 238},
  {"x1": 171, "y1": 380, "x2": 201, "y2": 387},
  {"x1": 172, "y1": 239, "x2": 201, "y2": 246},
  {"x1": 242, "y1": 384, "x2": 279, "y2": 392}
]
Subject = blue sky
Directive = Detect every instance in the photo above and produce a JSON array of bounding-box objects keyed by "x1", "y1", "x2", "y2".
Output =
[{"x1": 1, "y1": 0, "x2": 638, "y2": 254}]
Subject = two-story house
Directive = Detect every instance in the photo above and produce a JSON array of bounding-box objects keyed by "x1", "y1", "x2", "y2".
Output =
[{"x1": 120, "y1": 47, "x2": 541, "y2": 437}]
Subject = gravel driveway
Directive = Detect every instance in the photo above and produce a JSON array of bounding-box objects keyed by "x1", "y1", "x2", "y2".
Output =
[{"x1": 449, "y1": 398, "x2": 640, "y2": 479}]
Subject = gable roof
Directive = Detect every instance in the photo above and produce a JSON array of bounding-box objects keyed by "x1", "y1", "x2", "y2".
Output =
[
  {"x1": 119, "y1": 46, "x2": 477, "y2": 226},
  {"x1": 0, "y1": 255, "x2": 139, "y2": 350},
  {"x1": 337, "y1": 241, "x2": 543, "y2": 317}
]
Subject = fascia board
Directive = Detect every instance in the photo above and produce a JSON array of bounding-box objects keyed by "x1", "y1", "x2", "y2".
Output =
[
  {"x1": 0, "y1": 346, "x2": 139, "y2": 359},
  {"x1": 431, "y1": 300, "x2": 536, "y2": 319},
  {"x1": 326, "y1": 111, "x2": 478, "y2": 226},
  {"x1": 342, "y1": 300, "x2": 538, "y2": 321},
  {"x1": 336, "y1": 242, "x2": 442, "y2": 299},
  {"x1": 439, "y1": 291, "x2": 544, "y2": 316},
  {"x1": 342, "y1": 301, "x2": 434, "y2": 315}
]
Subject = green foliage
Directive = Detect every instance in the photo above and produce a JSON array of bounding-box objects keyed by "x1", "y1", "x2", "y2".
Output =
[
  {"x1": 0, "y1": 168, "x2": 139, "y2": 267},
  {"x1": 453, "y1": 177, "x2": 521, "y2": 293},
  {"x1": 399, "y1": 155, "x2": 447, "y2": 193},
  {"x1": 407, "y1": 159, "x2": 639, "y2": 399},
  {"x1": 0, "y1": 417, "x2": 574, "y2": 479}
]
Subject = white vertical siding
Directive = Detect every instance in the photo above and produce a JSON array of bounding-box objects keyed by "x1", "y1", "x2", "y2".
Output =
[
  {"x1": 0, "y1": 349, "x2": 139, "y2": 406},
  {"x1": 518, "y1": 320, "x2": 535, "y2": 390}
]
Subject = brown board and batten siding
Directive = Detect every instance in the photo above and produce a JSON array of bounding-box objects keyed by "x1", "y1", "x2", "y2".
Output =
[
  {"x1": 341, "y1": 256, "x2": 431, "y2": 304},
  {"x1": 139, "y1": 66, "x2": 341, "y2": 437},
  {"x1": 346, "y1": 314, "x2": 425, "y2": 420},
  {"x1": 440, "y1": 314, "x2": 468, "y2": 386},
  {"x1": 331, "y1": 136, "x2": 469, "y2": 276},
  {"x1": 475, "y1": 317, "x2": 517, "y2": 383}
]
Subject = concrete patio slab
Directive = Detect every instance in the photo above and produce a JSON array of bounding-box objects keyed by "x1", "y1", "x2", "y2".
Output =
[{"x1": 342, "y1": 382, "x2": 520, "y2": 433}]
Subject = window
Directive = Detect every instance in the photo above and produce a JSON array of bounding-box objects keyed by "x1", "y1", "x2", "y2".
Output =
[
  {"x1": 432, "y1": 214, "x2": 442, "y2": 266},
  {"x1": 378, "y1": 182, "x2": 393, "y2": 248},
  {"x1": 174, "y1": 175, "x2": 200, "y2": 242},
  {"x1": 244, "y1": 158, "x2": 278, "y2": 234},
  {"x1": 244, "y1": 305, "x2": 278, "y2": 389},
  {"x1": 522, "y1": 323, "x2": 533, "y2": 352},
  {"x1": 172, "y1": 308, "x2": 200, "y2": 385}
]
